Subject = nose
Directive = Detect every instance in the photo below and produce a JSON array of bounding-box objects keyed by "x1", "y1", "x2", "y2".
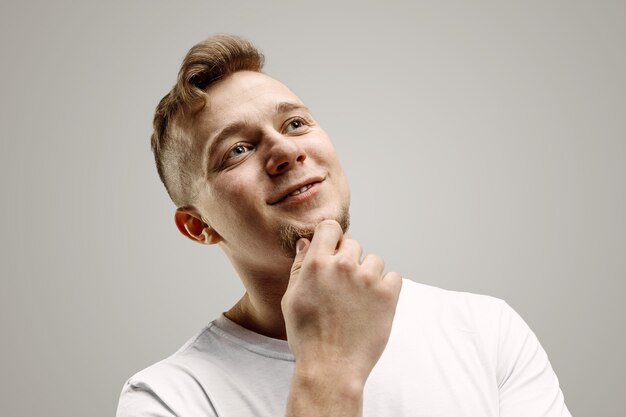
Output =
[{"x1": 264, "y1": 131, "x2": 307, "y2": 175}]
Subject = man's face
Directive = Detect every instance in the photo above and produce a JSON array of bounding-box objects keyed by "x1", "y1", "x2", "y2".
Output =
[{"x1": 190, "y1": 71, "x2": 350, "y2": 268}]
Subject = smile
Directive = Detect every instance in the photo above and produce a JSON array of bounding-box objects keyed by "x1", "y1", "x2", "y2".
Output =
[
  {"x1": 276, "y1": 181, "x2": 319, "y2": 204},
  {"x1": 288, "y1": 183, "x2": 314, "y2": 197},
  {"x1": 269, "y1": 177, "x2": 325, "y2": 205}
]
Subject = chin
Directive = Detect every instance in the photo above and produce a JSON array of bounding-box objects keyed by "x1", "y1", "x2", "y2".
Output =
[{"x1": 277, "y1": 205, "x2": 350, "y2": 258}]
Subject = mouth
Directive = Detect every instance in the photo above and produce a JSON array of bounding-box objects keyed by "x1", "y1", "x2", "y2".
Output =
[{"x1": 269, "y1": 177, "x2": 325, "y2": 205}]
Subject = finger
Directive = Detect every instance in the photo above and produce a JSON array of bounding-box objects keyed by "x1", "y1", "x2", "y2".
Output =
[
  {"x1": 336, "y1": 238, "x2": 363, "y2": 263},
  {"x1": 290, "y1": 238, "x2": 311, "y2": 278},
  {"x1": 381, "y1": 271, "x2": 403, "y2": 298},
  {"x1": 308, "y1": 219, "x2": 344, "y2": 256},
  {"x1": 360, "y1": 254, "x2": 385, "y2": 276}
]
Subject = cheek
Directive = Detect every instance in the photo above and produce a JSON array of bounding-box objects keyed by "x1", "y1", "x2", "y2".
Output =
[
  {"x1": 213, "y1": 179, "x2": 246, "y2": 205},
  {"x1": 209, "y1": 172, "x2": 263, "y2": 223},
  {"x1": 307, "y1": 138, "x2": 346, "y2": 180},
  {"x1": 306, "y1": 136, "x2": 339, "y2": 164}
]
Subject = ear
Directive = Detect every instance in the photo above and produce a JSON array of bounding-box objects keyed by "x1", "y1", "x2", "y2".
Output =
[{"x1": 174, "y1": 208, "x2": 223, "y2": 245}]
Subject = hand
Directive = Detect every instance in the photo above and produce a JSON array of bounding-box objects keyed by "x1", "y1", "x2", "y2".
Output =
[{"x1": 281, "y1": 219, "x2": 402, "y2": 389}]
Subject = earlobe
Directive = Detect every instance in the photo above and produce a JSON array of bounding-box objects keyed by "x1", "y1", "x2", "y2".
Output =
[{"x1": 174, "y1": 208, "x2": 223, "y2": 245}]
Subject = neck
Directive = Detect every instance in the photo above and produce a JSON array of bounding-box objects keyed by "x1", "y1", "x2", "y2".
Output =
[{"x1": 224, "y1": 254, "x2": 293, "y2": 340}]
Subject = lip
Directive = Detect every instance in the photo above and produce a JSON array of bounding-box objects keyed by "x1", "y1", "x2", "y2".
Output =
[{"x1": 269, "y1": 176, "x2": 325, "y2": 205}]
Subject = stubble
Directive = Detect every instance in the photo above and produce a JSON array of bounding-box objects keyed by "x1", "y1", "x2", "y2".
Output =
[{"x1": 278, "y1": 207, "x2": 350, "y2": 258}]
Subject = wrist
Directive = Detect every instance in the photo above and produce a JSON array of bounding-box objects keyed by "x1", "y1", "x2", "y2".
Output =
[
  {"x1": 287, "y1": 366, "x2": 364, "y2": 417},
  {"x1": 292, "y1": 360, "x2": 365, "y2": 402}
]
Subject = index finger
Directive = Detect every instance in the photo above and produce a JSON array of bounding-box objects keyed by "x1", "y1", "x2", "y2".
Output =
[{"x1": 308, "y1": 219, "x2": 344, "y2": 256}]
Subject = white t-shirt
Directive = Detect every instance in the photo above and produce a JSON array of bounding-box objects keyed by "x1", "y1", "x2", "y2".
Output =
[{"x1": 117, "y1": 279, "x2": 572, "y2": 417}]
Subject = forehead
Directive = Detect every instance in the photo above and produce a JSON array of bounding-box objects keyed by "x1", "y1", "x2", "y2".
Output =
[{"x1": 200, "y1": 71, "x2": 304, "y2": 126}]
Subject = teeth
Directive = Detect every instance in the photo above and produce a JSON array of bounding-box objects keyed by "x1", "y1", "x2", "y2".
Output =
[{"x1": 289, "y1": 183, "x2": 313, "y2": 197}]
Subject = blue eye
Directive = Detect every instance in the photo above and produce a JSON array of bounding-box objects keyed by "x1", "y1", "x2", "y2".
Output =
[
  {"x1": 285, "y1": 118, "x2": 306, "y2": 132},
  {"x1": 227, "y1": 144, "x2": 253, "y2": 159}
]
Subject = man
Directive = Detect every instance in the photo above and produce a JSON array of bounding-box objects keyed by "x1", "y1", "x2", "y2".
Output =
[{"x1": 117, "y1": 35, "x2": 571, "y2": 417}]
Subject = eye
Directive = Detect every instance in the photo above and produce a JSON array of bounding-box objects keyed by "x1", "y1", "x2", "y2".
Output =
[
  {"x1": 226, "y1": 143, "x2": 253, "y2": 160},
  {"x1": 284, "y1": 118, "x2": 307, "y2": 133}
]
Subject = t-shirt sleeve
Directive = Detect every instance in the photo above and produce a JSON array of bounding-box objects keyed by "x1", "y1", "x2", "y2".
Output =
[
  {"x1": 116, "y1": 376, "x2": 221, "y2": 417},
  {"x1": 496, "y1": 302, "x2": 572, "y2": 417},
  {"x1": 116, "y1": 378, "x2": 177, "y2": 417}
]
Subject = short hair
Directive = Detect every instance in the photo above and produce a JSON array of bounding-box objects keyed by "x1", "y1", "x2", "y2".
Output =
[{"x1": 151, "y1": 34, "x2": 265, "y2": 207}]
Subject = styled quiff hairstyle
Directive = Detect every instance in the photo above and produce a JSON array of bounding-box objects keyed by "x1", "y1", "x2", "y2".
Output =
[{"x1": 151, "y1": 35, "x2": 265, "y2": 207}]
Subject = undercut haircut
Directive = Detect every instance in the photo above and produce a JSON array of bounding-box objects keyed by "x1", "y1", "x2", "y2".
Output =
[{"x1": 151, "y1": 34, "x2": 265, "y2": 207}]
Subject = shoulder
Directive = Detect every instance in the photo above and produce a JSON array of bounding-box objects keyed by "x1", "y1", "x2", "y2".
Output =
[
  {"x1": 393, "y1": 278, "x2": 522, "y2": 361},
  {"x1": 116, "y1": 324, "x2": 222, "y2": 417},
  {"x1": 398, "y1": 278, "x2": 508, "y2": 328}
]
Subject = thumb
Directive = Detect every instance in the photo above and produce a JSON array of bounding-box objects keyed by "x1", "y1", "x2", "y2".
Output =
[{"x1": 290, "y1": 238, "x2": 310, "y2": 277}]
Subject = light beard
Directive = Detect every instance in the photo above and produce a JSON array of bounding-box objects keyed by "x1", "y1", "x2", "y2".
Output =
[{"x1": 278, "y1": 208, "x2": 350, "y2": 258}]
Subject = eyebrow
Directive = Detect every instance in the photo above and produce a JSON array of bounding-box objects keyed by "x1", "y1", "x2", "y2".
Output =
[
  {"x1": 275, "y1": 101, "x2": 309, "y2": 114},
  {"x1": 203, "y1": 101, "x2": 310, "y2": 171}
]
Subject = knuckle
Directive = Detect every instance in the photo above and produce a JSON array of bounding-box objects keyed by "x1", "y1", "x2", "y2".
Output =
[
  {"x1": 346, "y1": 239, "x2": 362, "y2": 252},
  {"x1": 379, "y1": 273, "x2": 402, "y2": 298},
  {"x1": 335, "y1": 255, "x2": 356, "y2": 273},
  {"x1": 363, "y1": 254, "x2": 384, "y2": 271},
  {"x1": 372, "y1": 254, "x2": 385, "y2": 270},
  {"x1": 306, "y1": 256, "x2": 323, "y2": 272},
  {"x1": 289, "y1": 297, "x2": 316, "y2": 317},
  {"x1": 356, "y1": 267, "x2": 378, "y2": 284},
  {"x1": 376, "y1": 283, "x2": 395, "y2": 299}
]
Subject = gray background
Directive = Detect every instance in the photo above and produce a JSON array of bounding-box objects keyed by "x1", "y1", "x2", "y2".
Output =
[{"x1": 1, "y1": 1, "x2": 624, "y2": 416}]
